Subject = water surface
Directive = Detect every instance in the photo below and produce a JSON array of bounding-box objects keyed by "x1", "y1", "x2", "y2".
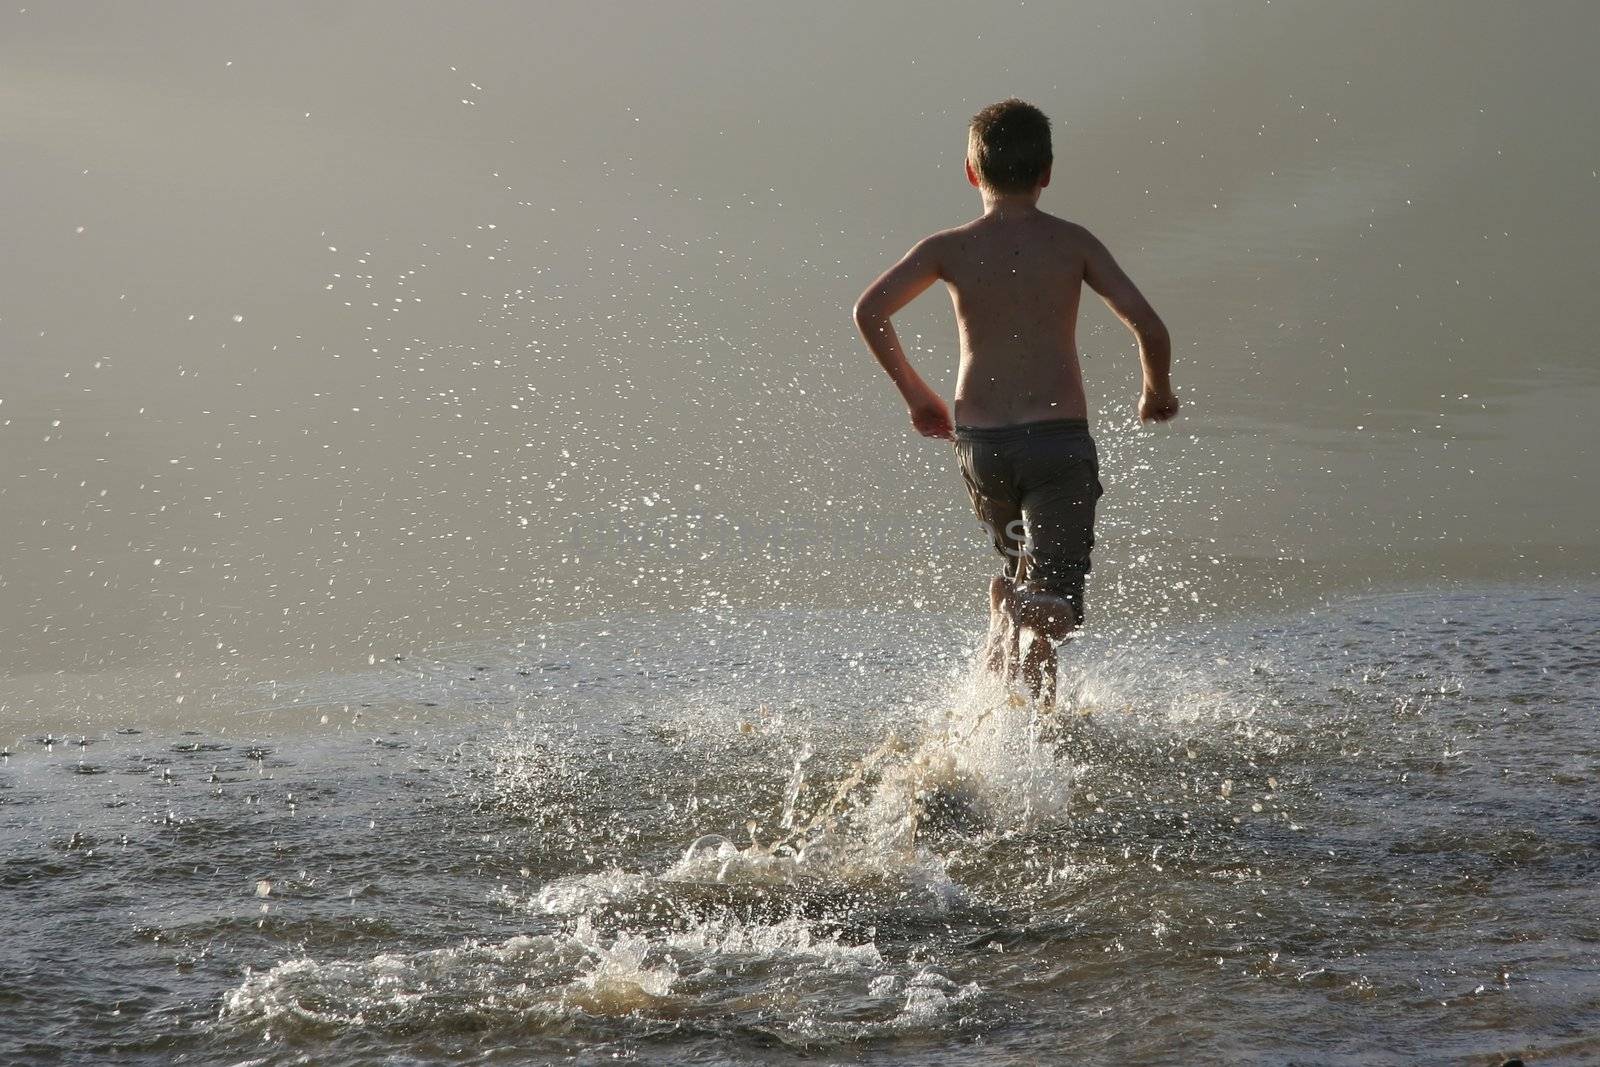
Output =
[{"x1": 5, "y1": 588, "x2": 1598, "y2": 1063}]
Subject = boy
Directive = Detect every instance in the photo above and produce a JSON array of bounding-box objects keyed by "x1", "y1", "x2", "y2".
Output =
[{"x1": 852, "y1": 98, "x2": 1178, "y2": 706}]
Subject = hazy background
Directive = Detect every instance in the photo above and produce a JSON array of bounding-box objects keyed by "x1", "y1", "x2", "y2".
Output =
[{"x1": 3, "y1": 0, "x2": 1597, "y2": 731}]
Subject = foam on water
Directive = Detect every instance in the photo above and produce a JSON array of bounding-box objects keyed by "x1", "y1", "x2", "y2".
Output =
[
  {"x1": 219, "y1": 658, "x2": 1083, "y2": 1044},
  {"x1": 863, "y1": 667, "x2": 1080, "y2": 838},
  {"x1": 531, "y1": 663, "x2": 1084, "y2": 917},
  {"x1": 220, "y1": 910, "x2": 973, "y2": 1041}
]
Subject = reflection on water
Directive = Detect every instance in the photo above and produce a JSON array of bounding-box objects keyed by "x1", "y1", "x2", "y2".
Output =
[{"x1": 3, "y1": 588, "x2": 1597, "y2": 1063}]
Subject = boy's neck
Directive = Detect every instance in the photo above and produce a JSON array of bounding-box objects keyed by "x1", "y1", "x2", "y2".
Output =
[{"x1": 979, "y1": 187, "x2": 1044, "y2": 218}]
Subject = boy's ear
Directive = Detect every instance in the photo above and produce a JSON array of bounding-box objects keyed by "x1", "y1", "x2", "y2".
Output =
[
  {"x1": 965, "y1": 158, "x2": 980, "y2": 188},
  {"x1": 1039, "y1": 163, "x2": 1052, "y2": 190}
]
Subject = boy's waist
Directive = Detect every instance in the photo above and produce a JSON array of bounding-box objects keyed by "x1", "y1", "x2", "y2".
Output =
[{"x1": 953, "y1": 417, "x2": 1092, "y2": 444}]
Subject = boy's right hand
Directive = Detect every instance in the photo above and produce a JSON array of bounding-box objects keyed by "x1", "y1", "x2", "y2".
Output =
[
  {"x1": 1138, "y1": 385, "x2": 1180, "y2": 423},
  {"x1": 907, "y1": 388, "x2": 955, "y2": 440}
]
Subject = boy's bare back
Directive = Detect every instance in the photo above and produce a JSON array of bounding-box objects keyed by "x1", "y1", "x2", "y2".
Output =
[
  {"x1": 928, "y1": 210, "x2": 1165, "y2": 427},
  {"x1": 852, "y1": 201, "x2": 1172, "y2": 437}
]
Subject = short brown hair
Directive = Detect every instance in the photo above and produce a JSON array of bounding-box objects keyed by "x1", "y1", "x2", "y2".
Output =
[{"x1": 968, "y1": 99, "x2": 1052, "y2": 193}]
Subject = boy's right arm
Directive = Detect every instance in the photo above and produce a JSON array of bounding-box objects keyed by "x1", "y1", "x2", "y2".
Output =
[
  {"x1": 853, "y1": 236, "x2": 954, "y2": 439},
  {"x1": 1082, "y1": 231, "x2": 1179, "y2": 423}
]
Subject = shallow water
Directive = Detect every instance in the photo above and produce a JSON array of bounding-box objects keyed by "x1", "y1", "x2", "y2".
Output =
[{"x1": 4, "y1": 586, "x2": 1596, "y2": 1065}]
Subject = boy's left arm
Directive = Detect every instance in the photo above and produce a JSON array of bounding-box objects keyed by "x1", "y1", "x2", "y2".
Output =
[{"x1": 852, "y1": 237, "x2": 953, "y2": 440}]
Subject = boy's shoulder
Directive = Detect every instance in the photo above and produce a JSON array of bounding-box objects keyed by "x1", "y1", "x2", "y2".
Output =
[
  {"x1": 1033, "y1": 212, "x2": 1097, "y2": 242},
  {"x1": 918, "y1": 213, "x2": 1098, "y2": 268},
  {"x1": 928, "y1": 211, "x2": 1094, "y2": 244}
]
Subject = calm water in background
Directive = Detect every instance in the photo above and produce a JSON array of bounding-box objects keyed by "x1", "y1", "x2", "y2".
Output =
[{"x1": 2, "y1": 1, "x2": 1598, "y2": 1063}]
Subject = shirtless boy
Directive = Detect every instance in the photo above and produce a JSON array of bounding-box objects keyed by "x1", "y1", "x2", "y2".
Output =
[{"x1": 852, "y1": 98, "x2": 1178, "y2": 706}]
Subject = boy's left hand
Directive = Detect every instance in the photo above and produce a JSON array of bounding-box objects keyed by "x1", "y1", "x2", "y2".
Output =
[{"x1": 1138, "y1": 386, "x2": 1180, "y2": 423}]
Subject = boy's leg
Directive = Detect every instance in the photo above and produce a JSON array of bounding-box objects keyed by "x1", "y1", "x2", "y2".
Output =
[
  {"x1": 1009, "y1": 437, "x2": 1101, "y2": 707},
  {"x1": 1010, "y1": 588, "x2": 1080, "y2": 708},
  {"x1": 990, "y1": 556, "x2": 1035, "y2": 686},
  {"x1": 956, "y1": 440, "x2": 1025, "y2": 682},
  {"x1": 981, "y1": 541, "x2": 1025, "y2": 682},
  {"x1": 982, "y1": 575, "x2": 1014, "y2": 676},
  {"x1": 1022, "y1": 639, "x2": 1057, "y2": 707}
]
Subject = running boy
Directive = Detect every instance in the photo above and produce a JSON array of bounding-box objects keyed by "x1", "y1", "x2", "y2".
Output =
[{"x1": 852, "y1": 98, "x2": 1178, "y2": 705}]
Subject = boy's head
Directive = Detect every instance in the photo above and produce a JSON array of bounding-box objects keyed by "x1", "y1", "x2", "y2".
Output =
[{"x1": 967, "y1": 98, "x2": 1052, "y2": 194}]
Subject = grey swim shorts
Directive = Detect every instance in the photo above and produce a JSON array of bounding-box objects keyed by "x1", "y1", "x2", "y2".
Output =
[{"x1": 953, "y1": 417, "x2": 1104, "y2": 625}]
